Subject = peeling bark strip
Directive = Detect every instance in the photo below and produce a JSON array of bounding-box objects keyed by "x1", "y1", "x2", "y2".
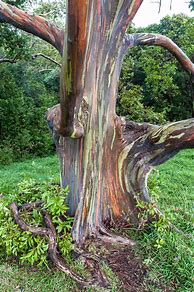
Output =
[{"x1": 0, "y1": 0, "x2": 64, "y2": 55}]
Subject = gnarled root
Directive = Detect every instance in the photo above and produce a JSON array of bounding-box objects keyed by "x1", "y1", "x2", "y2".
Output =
[
  {"x1": 9, "y1": 202, "x2": 109, "y2": 289},
  {"x1": 97, "y1": 226, "x2": 136, "y2": 246}
]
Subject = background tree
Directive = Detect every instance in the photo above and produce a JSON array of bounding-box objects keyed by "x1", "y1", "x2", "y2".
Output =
[
  {"x1": 0, "y1": 0, "x2": 194, "y2": 287},
  {"x1": 0, "y1": 0, "x2": 62, "y2": 163},
  {"x1": 0, "y1": 62, "x2": 59, "y2": 164},
  {"x1": 118, "y1": 14, "x2": 194, "y2": 123},
  {"x1": 189, "y1": 0, "x2": 194, "y2": 10}
]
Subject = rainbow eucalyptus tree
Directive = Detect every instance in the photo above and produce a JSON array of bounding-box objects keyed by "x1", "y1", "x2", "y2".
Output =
[{"x1": 1, "y1": 0, "x2": 194, "y2": 285}]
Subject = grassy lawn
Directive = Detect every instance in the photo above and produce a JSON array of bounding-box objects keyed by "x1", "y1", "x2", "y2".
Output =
[
  {"x1": 0, "y1": 155, "x2": 60, "y2": 194},
  {"x1": 139, "y1": 149, "x2": 194, "y2": 291},
  {"x1": 0, "y1": 150, "x2": 193, "y2": 291}
]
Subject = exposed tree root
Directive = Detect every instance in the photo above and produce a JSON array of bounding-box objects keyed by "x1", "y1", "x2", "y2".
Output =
[
  {"x1": 9, "y1": 198, "x2": 192, "y2": 290},
  {"x1": 97, "y1": 226, "x2": 136, "y2": 246},
  {"x1": 9, "y1": 202, "x2": 109, "y2": 289},
  {"x1": 9, "y1": 199, "x2": 192, "y2": 291},
  {"x1": 20, "y1": 201, "x2": 43, "y2": 210}
]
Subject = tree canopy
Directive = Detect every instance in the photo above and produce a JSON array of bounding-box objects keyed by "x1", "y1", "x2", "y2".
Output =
[{"x1": 118, "y1": 14, "x2": 194, "y2": 123}]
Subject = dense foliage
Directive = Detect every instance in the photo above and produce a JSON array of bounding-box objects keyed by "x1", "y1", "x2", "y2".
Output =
[
  {"x1": 0, "y1": 0, "x2": 62, "y2": 164},
  {"x1": 0, "y1": 179, "x2": 73, "y2": 266},
  {"x1": 0, "y1": 62, "x2": 59, "y2": 164},
  {"x1": 118, "y1": 14, "x2": 194, "y2": 124}
]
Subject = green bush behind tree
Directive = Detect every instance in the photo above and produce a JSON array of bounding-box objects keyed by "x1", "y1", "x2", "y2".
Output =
[
  {"x1": 0, "y1": 62, "x2": 59, "y2": 164},
  {"x1": 0, "y1": 0, "x2": 61, "y2": 165}
]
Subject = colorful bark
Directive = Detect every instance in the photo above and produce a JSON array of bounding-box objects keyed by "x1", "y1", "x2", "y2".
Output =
[
  {"x1": 1, "y1": 0, "x2": 194, "y2": 246},
  {"x1": 0, "y1": 0, "x2": 64, "y2": 55},
  {"x1": 47, "y1": 0, "x2": 194, "y2": 243},
  {"x1": 121, "y1": 119, "x2": 194, "y2": 203},
  {"x1": 49, "y1": 0, "x2": 144, "y2": 244}
]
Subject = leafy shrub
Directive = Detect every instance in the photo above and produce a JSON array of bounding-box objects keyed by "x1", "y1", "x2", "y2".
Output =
[{"x1": 0, "y1": 179, "x2": 73, "y2": 267}]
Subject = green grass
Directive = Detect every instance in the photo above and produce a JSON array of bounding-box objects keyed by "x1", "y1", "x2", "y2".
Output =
[
  {"x1": 0, "y1": 150, "x2": 193, "y2": 291},
  {"x1": 137, "y1": 149, "x2": 194, "y2": 291},
  {"x1": 0, "y1": 261, "x2": 76, "y2": 292},
  {"x1": 0, "y1": 155, "x2": 60, "y2": 194},
  {"x1": 149, "y1": 149, "x2": 194, "y2": 232}
]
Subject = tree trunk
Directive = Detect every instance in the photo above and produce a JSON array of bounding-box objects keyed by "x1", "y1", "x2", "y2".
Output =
[
  {"x1": 1, "y1": 0, "x2": 194, "y2": 247},
  {"x1": 47, "y1": 74, "x2": 139, "y2": 245},
  {"x1": 47, "y1": 103, "x2": 194, "y2": 245},
  {"x1": 45, "y1": 2, "x2": 194, "y2": 245},
  {"x1": 46, "y1": 1, "x2": 142, "y2": 245}
]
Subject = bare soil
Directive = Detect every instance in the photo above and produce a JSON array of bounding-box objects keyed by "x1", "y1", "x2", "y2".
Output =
[
  {"x1": 83, "y1": 240, "x2": 174, "y2": 292},
  {"x1": 106, "y1": 247, "x2": 147, "y2": 291}
]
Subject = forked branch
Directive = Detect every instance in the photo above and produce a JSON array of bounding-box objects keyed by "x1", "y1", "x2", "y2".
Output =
[
  {"x1": 0, "y1": 0, "x2": 64, "y2": 55},
  {"x1": 124, "y1": 33, "x2": 194, "y2": 75}
]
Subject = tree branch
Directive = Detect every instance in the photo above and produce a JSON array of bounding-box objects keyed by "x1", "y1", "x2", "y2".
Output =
[
  {"x1": 39, "y1": 69, "x2": 53, "y2": 73},
  {"x1": 121, "y1": 118, "x2": 194, "y2": 202},
  {"x1": 124, "y1": 33, "x2": 194, "y2": 75},
  {"x1": 32, "y1": 53, "x2": 61, "y2": 67},
  {"x1": 0, "y1": 0, "x2": 64, "y2": 55},
  {"x1": 10, "y1": 201, "x2": 109, "y2": 288},
  {"x1": 147, "y1": 119, "x2": 194, "y2": 164},
  {"x1": 9, "y1": 202, "x2": 94, "y2": 288},
  {"x1": 121, "y1": 33, "x2": 194, "y2": 202},
  {"x1": 0, "y1": 53, "x2": 19, "y2": 64},
  {"x1": 124, "y1": 118, "x2": 194, "y2": 167}
]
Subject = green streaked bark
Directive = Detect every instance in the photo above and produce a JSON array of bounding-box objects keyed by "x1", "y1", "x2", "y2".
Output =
[{"x1": 1, "y1": 0, "x2": 194, "y2": 247}]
